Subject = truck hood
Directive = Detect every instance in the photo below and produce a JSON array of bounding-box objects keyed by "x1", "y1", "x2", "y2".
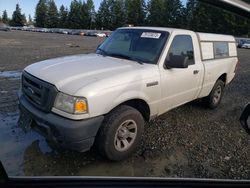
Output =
[{"x1": 25, "y1": 54, "x2": 153, "y2": 95}]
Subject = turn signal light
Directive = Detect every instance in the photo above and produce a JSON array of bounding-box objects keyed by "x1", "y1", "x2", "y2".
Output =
[{"x1": 75, "y1": 100, "x2": 87, "y2": 113}]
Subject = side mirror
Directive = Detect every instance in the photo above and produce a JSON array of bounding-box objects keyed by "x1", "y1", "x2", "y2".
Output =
[
  {"x1": 240, "y1": 103, "x2": 250, "y2": 135},
  {"x1": 165, "y1": 55, "x2": 189, "y2": 69}
]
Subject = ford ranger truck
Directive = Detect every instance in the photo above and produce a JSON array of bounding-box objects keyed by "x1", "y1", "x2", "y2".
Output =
[{"x1": 18, "y1": 27, "x2": 238, "y2": 160}]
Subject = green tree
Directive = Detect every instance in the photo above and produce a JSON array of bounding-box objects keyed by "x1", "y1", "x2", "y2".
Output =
[
  {"x1": 146, "y1": 0, "x2": 165, "y2": 26},
  {"x1": 146, "y1": 0, "x2": 184, "y2": 27},
  {"x1": 231, "y1": 14, "x2": 250, "y2": 37},
  {"x1": 28, "y1": 14, "x2": 33, "y2": 25},
  {"x1": 2, "y1": 10, "x2": 9, "y2": 24},
  {"x1": 125, "y1": 0, "x2": 145, "y2": 26},
  {"x1": 185, "y1": 0, "x2": 197, "y2": 29},
  {"x1": 86, "y1": 0, "x2": 95, "y2": 29},
  {"x1": 163, "y1": 0, "x2": 184, "y2": 28},
  {"x1": 110, "y1": 0, "x2": 126, "y2": 29},
  {"x1": 185, "y1": 1, "x2": 216, "y2": 32},
  {"x1": 96, "y1": 0, "x2": 112, "y2": 30},
  {"x1": 58, "y1": 5, "x2": 69, "y2": 28},
  {"x1": 35, "y1": 0, "x2": 48, "y2": 27},
  {"x1": 23, "y1": 14, "x2": 27, "y2": 24},
  {"x1": 96, "y1": 0, "x2": 126, "y2": 30},
  {"x1": 47, "y1": 0, "x2": 59, "y2": 28},
  {"x1": 67, "y1": 0, "x2": 83, "y2": 29},
  {"x1": 80, "y1": 1, "x2": 91, "y2": 29},
  {"x1": 184, "y1": 0, "x2": 250, "y2": 36},
  {"x1": 10, "y1": 4, "x2": 26, "y2": 26},
  {"x1": 195, "y1": 3, "x2": 214, "y2": 32}
]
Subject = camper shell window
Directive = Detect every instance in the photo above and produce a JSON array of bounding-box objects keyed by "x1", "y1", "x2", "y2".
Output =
[{"x1": 214, "y1": 42, "x2": 229, "y2": 58}]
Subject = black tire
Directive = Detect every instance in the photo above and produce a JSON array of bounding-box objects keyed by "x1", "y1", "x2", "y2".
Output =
[
  {"x1": 96, "y1": 105, "x2": 144, "y2": 161},
  {"x1": 203, "y1": 79, "x2": 225, "y2": 109}
]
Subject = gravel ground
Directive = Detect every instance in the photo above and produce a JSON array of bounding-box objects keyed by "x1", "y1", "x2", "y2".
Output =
[{"x1": 0, "y1": 30, "x2": 250, "y2": 179}]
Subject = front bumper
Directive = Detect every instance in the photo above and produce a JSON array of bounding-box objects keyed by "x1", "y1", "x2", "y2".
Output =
[{"x1": 19, "y1": 93, "x2": 104, "y2": 152}]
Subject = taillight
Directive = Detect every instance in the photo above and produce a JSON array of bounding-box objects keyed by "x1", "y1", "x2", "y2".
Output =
[{"x1": 234, "y1": 61, "x2": 239, "y2": 73}]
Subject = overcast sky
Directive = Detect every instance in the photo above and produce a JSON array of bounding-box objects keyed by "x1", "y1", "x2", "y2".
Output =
[{"x1": 0, "y1": 0, "x2": 187, "y2": 19}]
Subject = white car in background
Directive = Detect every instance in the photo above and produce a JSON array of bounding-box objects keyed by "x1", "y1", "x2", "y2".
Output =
[
  {"x1": 242, "y1": 41, "x2": 250, "y2": 49},
  {"x1": 59, "y1": 29, "x2": 68, "y2": 34},
  {"x1": 95, "y1": 32, "x2": 106, "y2": 37}
]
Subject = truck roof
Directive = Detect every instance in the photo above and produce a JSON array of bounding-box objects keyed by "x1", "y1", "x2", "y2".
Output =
[
  {"x1": 120, "y1": 26, "x2": 235, "y2": 42},
  {"x1": 121, "y1": 26, "x2": 192, "y2": 33}
]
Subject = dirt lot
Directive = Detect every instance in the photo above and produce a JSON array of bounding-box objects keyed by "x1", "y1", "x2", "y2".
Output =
[{"x1": 0, "y1": 30, "x2": 250, "y2": 178}]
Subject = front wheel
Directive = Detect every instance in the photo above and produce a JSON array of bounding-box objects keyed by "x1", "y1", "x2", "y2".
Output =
[
  {"x1": 203, "y1": 80, "x2": 225, "y2": 109},
  {"x1": 96, "y1": 105, "x2": 144, "y2": 161}
]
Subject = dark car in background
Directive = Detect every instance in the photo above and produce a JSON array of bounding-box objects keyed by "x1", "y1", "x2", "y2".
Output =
[
  {"x1": 242, "y1": 41, "x2": 250, "y2": 49},
  {"x1": 237, "y1": 39, "x2": 250, "y2": 48},
  {"x1": 237, "y1": 39, "x2": 245, "y2": 48}
]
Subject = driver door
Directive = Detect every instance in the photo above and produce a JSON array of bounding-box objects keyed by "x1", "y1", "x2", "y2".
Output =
[{"x1": 160, "y1": 34, "x2": 203, "y2": 113}]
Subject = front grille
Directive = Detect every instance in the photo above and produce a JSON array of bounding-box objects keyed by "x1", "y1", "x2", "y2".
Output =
[{"x1": 22, "y1": 71, "x2": 57, "y2": 112}]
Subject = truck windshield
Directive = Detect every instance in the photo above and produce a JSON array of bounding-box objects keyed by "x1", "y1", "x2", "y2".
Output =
[{"x1": 96, "y1": 29, "x2": 169, "y2": 64}]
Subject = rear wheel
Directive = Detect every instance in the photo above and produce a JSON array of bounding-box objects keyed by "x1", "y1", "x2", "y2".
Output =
[
  {"x1": 203, "y1": 80, "x2": 225, "y2": 109},
  {"x1": 96, "y1": 105, "x2": 144, "y2": 161}
]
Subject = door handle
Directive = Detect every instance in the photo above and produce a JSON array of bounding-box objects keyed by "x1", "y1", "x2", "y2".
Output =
[{"x1": 193, "y1": 70, "x2": 199, "y2": 74}]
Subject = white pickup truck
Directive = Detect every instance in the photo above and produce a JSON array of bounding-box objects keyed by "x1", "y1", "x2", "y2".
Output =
[{"x1": 19, "y1": 27, "x2": 238, "y2": 160}]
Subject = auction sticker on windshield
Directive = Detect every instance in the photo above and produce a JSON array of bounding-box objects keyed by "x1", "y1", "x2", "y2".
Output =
[{"x1": 141, "y1": 32, "x2": 161, "y2": 39}]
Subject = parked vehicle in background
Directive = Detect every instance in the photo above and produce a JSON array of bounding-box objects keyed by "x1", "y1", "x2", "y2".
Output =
[
  {"x1": 19, "y1": 27, "x2": 238, "y2": 161},
  {"x1": 79, "y1": 31, "x2": 85, "y2": 36},
  {"x1": 43, "y1": 28, "x2": 49, "y2": 33},
  {"x1": 68, "y1": 30, "x2": 85, "y2": 36},
  {"x1": 0, "y1": 24, "x2": 10, "y2": 32},
  {"x1": 36, "y1": 28, "x2": 48, "y2": 33},
  {"x1": 95, "y1": 32, "x2": 106, "y2": 37},
  {"x1": 236, "y1": 39, "x2": 244, "y2": 48},
  {"x1": 86, "y1": 31, "x2": 97, "y2": 36},
  {"x1": 7, "y1": 26, "x2": 113, "y2": 38},
  {"x1": 242, "y1": 41, "x2": 250, "y2": 49},
  {"x1": 68, "y1": 30, "x2": 75, "y2": 35},
  {"x1": 62, "y1": 30, "x2": 68, "y2": 34},
  {"x1": 104, "y1": 31, "x2": 112, "y2": 37},
  {"x1": 58, "y1": 29, "x2": 69, "y2": 34},
  {"x1": 236, "y1": 38, "x2": 250, "y2": 48}
]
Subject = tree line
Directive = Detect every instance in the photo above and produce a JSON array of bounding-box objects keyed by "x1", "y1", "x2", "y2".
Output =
[
  {"x1": 0, "y1": 4, "x2": 28, "y2": 26},
  {"x1": 1, "y1": 0, "x2": 249, "y2": 36}
]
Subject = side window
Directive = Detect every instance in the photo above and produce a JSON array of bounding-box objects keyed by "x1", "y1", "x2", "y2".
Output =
[
  {"x1": 214, "y1": 42, "x2": 229, "y2": 58},
  {"x1": 166, "y1": 35, "x2": 194, "y2": 65}
]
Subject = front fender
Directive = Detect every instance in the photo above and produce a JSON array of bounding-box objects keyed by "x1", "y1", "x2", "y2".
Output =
[
  {"x1": 109, "y1": 90, "x2": 150, "y2": 113},
  {"x1": 87, "y1": 84, "x2": 151, "y2": 117}
]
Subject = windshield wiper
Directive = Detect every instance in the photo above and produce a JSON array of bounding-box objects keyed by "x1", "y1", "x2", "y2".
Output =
[
  {"x1": 97, "y1": 48, "x2": 108, "y2": 56},
  {"x1": 109, "y1": 53, "x2": 144, "y2": 65}
]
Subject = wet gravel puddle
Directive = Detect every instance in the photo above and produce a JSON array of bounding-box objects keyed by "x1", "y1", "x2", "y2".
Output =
[
  {"x1": 0, "y1": 70, "x2": 22, "y2": 80},
  {"x1": 0, "y1": 112, "x2": 51, "y2": 175}
]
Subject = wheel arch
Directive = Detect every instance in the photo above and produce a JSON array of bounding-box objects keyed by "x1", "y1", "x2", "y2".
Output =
[
  {"x1": 108, "y1": 98, "x2": 151, "y2": 122},
  {"x1": 217, "y1": 73, "x2": 227, "y2": 85}
]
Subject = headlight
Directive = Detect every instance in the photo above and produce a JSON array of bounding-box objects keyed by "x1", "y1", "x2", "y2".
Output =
[{"x1": 54, "y1": 92, "x2": 88, "y2": 114}]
